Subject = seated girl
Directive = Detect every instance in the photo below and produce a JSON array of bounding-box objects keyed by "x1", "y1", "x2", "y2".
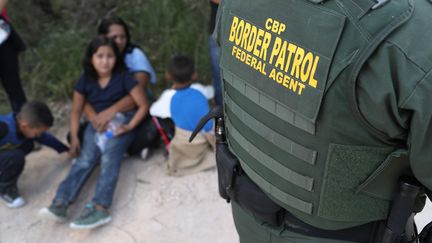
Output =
[
  {"x1": 39, "y1": 36, "x2": 148, "y2": 229},
  {"x1": 84, "y1": 16, "x2": 159, "y2": 158}
]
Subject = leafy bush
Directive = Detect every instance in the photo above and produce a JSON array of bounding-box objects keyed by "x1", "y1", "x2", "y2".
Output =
[{"x1": 1, "y1": 0, "x2": 211, "y2": 109}]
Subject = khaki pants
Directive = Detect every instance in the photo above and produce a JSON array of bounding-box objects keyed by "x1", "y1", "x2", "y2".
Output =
[
  {"x1": 232, "y1": 202, "x2": 356, "y2": 243},
  {"x1": 167, "y1": 127, "x2": 216, "y2": 177}
]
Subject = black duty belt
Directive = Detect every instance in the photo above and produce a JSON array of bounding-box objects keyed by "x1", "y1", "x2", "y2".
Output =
[{"x1": 282, "y1": 210, "x2": 381, "y2": 242}]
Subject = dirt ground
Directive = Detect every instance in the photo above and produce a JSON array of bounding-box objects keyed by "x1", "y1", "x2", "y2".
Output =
[
  {"x1": 0, "y1": 146, "x2": 238, "y2": 243},
  {"x1": 1, "y1": 142, "x2": 431, "y2": 243}
]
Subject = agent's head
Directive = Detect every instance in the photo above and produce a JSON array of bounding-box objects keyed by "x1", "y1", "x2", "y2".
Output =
[
  {"x1": 16, "y1": 101, "x2": 53, "y2": 139},
  {"x1": 97, "y1": 16, "x2": 131, "y2": 54},
  {"x1": 82, "y1": 36, "x2": 124, "y2": 81},
  {"x1": 166, "y1": 54, "x2": 197, "y2": 85}
]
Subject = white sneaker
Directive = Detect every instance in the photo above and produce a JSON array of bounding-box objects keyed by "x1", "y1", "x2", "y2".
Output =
[
  {"x1": 1, "y1": 187, "x2": 26, "y2": 208},
  {"x1": 140, "y1": 148, "x2": 149, "y2": 160},
  {"x1": 6, "y1": 196, "x2": 25, "y2": 208}
]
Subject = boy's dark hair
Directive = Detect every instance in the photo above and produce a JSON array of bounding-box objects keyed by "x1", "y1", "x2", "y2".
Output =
[
  {"x1": 82, "y1": 35, "x2": 125, "y2": 81},
  {"x1": 97, "y1": 15, "x2": 136, "y2": 54},
  {"x1": 17, "y1": 101, "x2": 54, "y2": 128},
  {"x1": 167, "y1": 55, "x2": 195, "y2": 84}
]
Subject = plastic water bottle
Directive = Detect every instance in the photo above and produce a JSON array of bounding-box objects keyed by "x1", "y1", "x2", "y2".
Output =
[{"x1": 95, "y1": 113, "x2": 126, "y2": 152}]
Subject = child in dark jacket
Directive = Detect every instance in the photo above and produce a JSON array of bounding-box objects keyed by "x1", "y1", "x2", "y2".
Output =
[{"x1": 0, "y1": 101, "x2": 68, "y2": 208}]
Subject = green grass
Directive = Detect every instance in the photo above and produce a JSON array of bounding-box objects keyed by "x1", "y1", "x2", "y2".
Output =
[
  {"x1": 0, "y1": 96, "x2": 11, "y2": 114},
  {"x1": 118, "y1": 0, "x2": 211, "y2": 93},
  {"x1": 1, "y1": 0, "x2": 211, "y2": 105}
]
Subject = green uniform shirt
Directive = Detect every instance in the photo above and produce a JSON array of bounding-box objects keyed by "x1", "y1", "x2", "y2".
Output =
[{"x1": 357, "y1": 4, "x2": 432, "y2": 194}]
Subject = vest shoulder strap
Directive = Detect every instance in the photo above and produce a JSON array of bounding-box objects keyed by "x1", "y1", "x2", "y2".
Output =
[{"x1": 349, "y1": 0, "x2": 414, "y2": 140}]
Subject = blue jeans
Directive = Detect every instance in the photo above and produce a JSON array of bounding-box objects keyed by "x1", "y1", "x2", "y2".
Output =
[
  {"x1": 53, "y1": 124, "x2": 135, "y2": 208},
  {"x1": 208, "y1": 35, "x2": 223, "y2": 107}
]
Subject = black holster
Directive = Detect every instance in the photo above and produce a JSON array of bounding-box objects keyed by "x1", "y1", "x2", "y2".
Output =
[
  {"x1": 216, "y1": 138, "x2": 285, "y2": 226},
  {"x1": 214, "y1": 138, "x2": 239, "y2": 201},
  {"x1": 190, "y1": 107, "x2": 284, "y2": 226},
  {"x1": 370, "y1": 179, "x2": 424, "y2": 243},
  {"x1": 418, "y1": 224, "x2": 432, "y2": 243}
]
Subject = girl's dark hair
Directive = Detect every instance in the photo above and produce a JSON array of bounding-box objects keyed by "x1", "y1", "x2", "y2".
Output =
[
  {"x1": 97, "y1": 15, "x2": 136, "y2": 54},
  {"x1": 82, "y1": 36, "x2": 125, "y2": 81}
]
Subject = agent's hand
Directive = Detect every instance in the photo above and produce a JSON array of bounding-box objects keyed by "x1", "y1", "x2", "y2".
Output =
[
  {"x1": 115, "y1": 124, "x2": 133, "y2": 136},
  {"x1": 69, "y1": 136, "x2": 80, "y2": 158}
]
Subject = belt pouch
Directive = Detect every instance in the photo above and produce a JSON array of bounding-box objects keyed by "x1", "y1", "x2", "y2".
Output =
[
  {"x1": 234, "y1": 172, "x2": 285, "y2": 226},
  {"x1": 216, "y1": 141, "x2": 284, "y2": 225},
  {"x1": 215, "y1": 141, "x2": 239, "y2": 201}
]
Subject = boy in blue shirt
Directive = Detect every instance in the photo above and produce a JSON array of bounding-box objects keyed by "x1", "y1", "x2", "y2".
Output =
[
  {"x1": 150, "y1": 55, "x2": 215, "y2": 176},
  {"x1": 0, "y1": 101, "x2": 68, "y2": 208}
]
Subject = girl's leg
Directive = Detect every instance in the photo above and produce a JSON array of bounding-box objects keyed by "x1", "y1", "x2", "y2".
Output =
[
  {"x1": 53, "y1": 126, "x2": 100, "y2": 205},
  {"x1": 92, "y1": 131, "x2": 135, "y2": 208}
]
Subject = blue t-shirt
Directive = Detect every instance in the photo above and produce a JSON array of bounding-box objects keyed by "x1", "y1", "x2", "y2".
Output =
[
  {"x1": 74, "y1": 72, "x2": 138, "y2": 113},
  {"x1": 171, "y1": 87, "x2": 212, "y2": 132},
  {"x1": 150, "y1": 84, "x2": 213, "y2": 132},
  {"x1": 124, "y1": 48, "x2": 157, "y2": 84}
]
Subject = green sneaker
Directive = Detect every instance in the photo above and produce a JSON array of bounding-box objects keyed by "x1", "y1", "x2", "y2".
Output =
[
  {"x1": 39, "y1": 202, "x2": 68, "y2": 222},
  {"x1": 70, "y1": 203, "x2": 112, "y2": 229}
]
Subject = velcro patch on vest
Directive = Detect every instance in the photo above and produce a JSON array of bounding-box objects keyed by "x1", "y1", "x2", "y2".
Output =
[
  {"x1": 220, "y1": 0, "x2": 346, "y2": 125},
  {"x1": 318, "y1": 144, "x2": 393, "y2": 222}
]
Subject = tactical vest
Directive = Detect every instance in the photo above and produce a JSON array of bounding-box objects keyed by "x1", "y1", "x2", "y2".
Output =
[
  {"x1": 0, "y1": 113, "x2": 25, "y2": 151},
  {"x1": 217, "y1": 0, "x2": 415, "y2": 230}
]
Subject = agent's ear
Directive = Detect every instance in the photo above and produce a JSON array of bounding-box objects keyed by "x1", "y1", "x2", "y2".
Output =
[{"x1": 191, "y1": 71, "x2": 198, "y2": 81}]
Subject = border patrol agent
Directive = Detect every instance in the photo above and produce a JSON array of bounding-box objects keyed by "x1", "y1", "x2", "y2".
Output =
[{"x1": 201, "y1": 0, "x2": 432, "y2": 242}]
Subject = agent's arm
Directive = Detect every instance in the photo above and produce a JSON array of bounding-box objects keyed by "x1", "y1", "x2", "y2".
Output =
[{"x1": 404, "y1": 69, "x2": 432, "y2": 197}]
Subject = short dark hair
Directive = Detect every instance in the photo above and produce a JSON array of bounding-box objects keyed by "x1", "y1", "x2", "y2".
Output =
[
  {"x1": 17, "y1": 101, "x2": 54, "y2": 128},
  {"x1": 97, "y1": 15, "x2": 134, "y2": 53},
  {"x1": 82, "y1": 35, "x2": 125, "y2": 81},
  {"x1": 167, "y1": 55, "x2": 195, "y2": 84}
]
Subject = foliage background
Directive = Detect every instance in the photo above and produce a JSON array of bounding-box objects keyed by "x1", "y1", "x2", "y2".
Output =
[{"x1": 1, "y1": 0, "x2": 210, "y2": 111}]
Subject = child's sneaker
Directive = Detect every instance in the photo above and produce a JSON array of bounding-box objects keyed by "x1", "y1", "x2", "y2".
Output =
[
  {"x1": 70, "y1": 202, "x2": 112, "y2": 229},
  {"x1": 140, "y1": 148, "x2": 149, "y2": 160},
  {"x1": 39, "y1": 202, "x2": 68, "y2": 222},
  {"x1": 0, "y1": 186, "x2": 25, "y2": 208}
]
